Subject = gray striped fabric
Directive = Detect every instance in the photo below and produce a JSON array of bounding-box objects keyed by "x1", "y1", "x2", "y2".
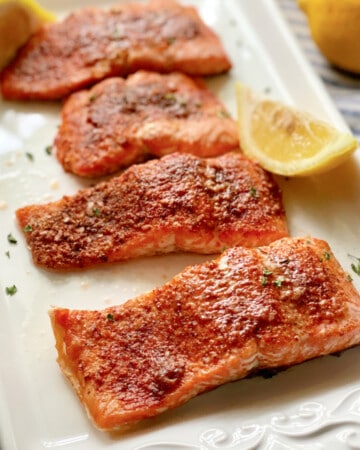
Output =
[{"x1": 278, "y1": 0, "x2": 360, "y2": 142}]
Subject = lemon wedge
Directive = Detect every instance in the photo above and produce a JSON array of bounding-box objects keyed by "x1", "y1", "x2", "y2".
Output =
[
  {"x1": 0, "y1": 0, "x2": 55, "y2": 70},
  {"x1": 236, "y1": 83, "x2": 358, "y2": 177}
]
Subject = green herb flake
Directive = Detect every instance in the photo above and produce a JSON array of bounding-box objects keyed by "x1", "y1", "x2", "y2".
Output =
[
  {"x1": 93, "y1": 208, "x2": 101, "y2": 217},
  {"x1": 25, "y1": 152, "x2": 34, "y2": 162},
  {"x1": 7, "y1": 233, "x2": 17, "y2": 245},
  {"x1": 351, "y1": 262, "x2": 360, "y2": 276},
  {"x1": 217, "y1": 110, "x2": 231, "y2": 119},
  {"x1": 164, "y1": 93, "x2": 176, "y2": 101},
  {"x1": 261, "y1": 276, "x2": 268, "y2": 287},
  {"x1": 106, "y1": 313, "x2": 115, "y2": 322},
  {"x1": 167, "y1": 37, "x2": 176, "y2": 45},
  {"x1": 5, "y1": 285, "x2": 17, "y2": 296},
  {"x1": 347, "y1": 273, "x2": 353, "y2": 282},
  {"x1": 321, "y1": 251, "x2": 331, "y2": 261},
  {"x1": 351, "y1": 262, "x2": 360, "y2": 275},
  {"x1": 23, "y1": 224, "x2": 33, "y2": 233},
  {"x1": 45, "y1": 145, "x2": 52, "y2": 155},
  {"x1": 263, "y1": 268, "x2": 272, "y2": 276},
  {"x1": 273, "y1": 277, "x2": 284, "y2": 288},
  {"x1": 250, "y1": 186, "x2": 258, "y2": 198},
  {"x1": 349, "y1": 254, "x2": 360, "y2": 276},
  {"x1": 5, "y1": 251, "x2": 10, "y2": 258}
]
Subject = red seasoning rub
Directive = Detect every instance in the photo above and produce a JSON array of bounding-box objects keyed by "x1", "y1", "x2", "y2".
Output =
[
  {"x1": 49, "y1": 237, "x2": 360, "y2": 431},
  {"x1": 55, "y1": 71, "x2": 239, "y2": 177},
  {"x1": 16, "y1": 152, "x2": 288, "y2": 270},
  {"x1": 1, "y1": 0, "x2": 232, "y2": 100}
]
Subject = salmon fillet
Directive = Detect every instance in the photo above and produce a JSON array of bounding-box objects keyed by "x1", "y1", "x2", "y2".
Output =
[
  {"x1": 0, "y1": 0, "x2": 232, "y2": 100},
  {"x1": 49, "y1": 237, "x2": 360, "y2": 431},
  {"x1": 55, "y1": 71, "x2": 239, "y2": 177},
  {"x1": 15, "y1": 152, "x2": 288, "y2": 270}
]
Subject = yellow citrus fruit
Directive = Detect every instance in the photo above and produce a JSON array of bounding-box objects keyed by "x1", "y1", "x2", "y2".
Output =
[
  {"x1": 235, "y1": 83, "x2": 358, "y2": 177},
  {"x1": 299, "y1": 0, "x2": 360, "y2": 74},
  {"x1": 0, "y1": 0, "x2": 55, "y2": 70}
]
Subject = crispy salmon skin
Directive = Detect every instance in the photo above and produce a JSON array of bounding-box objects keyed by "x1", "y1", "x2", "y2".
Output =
[
  {"x1": 1, "y1": 0, "x2": 232, "y2": 100},
  {"x1": 49, "y1": 237, "x2": 360, "y2": 431},
  {"x1": 55, "y1": 71, "x2": 239, "y2": 177},
  {"x1": 16, "y1": 152, "x2": 288, "y2": 270}
]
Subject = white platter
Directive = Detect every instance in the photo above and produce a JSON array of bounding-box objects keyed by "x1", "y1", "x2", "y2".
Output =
[{"x1": 1, "y1": 1, "x2": 360, "y2": 449}]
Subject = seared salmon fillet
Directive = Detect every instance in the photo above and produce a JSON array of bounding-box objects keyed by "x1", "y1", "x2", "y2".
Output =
[
  {"x1": 15, "y1": 152, "x2": 288, "y2": 270},
  {"x1": 49, "y1": 237, "x2": 360, "y2": 431},
  {"x1": 55, "y1": 71, "x2": 239, "y2": 177},
  {"x1": 0, "y1": 0, "x2": 232, "y2": 100}
]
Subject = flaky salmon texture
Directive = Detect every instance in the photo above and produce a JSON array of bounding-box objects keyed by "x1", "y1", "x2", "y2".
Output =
[
  {"x1": 49, "y1": 237, "x2": 360, "y2": 431},
  {"x1": 0, "y1": 0, "x2": 232, "y2": 100},
  {"x1": 16, "y1": 152, "x2": 288, "y2": 270},
  {"x1": 55, "y1": 71, "x2": 239, "y2": 177}
]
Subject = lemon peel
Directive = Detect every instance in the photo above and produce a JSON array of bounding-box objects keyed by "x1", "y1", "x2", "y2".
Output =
[
  {"x1": 236, "y1": 82, "x2": 358, "y2": 177},
  {"x1": 0, "y1": 0, "x2": 55, "y2": 70}
]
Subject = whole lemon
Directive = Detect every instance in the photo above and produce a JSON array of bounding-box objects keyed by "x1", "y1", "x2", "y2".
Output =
[{"x1": 299, "y1": 0, "x2": 360, "y2": 74}]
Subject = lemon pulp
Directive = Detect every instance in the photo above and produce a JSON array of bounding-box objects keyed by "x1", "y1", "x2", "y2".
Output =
[{"x1": 236, "y1": 83, "x2": 358, "y2": 177}]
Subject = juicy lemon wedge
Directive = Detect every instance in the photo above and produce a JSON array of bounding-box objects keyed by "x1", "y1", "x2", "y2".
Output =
[
  {"x1": 0, "y1": 0, "x2": 55, "y2": 70},
  {"x1": 236, "y1": 83, "x2": 358, "y2": 177}
]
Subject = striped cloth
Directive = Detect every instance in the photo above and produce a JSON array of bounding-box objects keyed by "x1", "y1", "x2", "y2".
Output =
[{"x1": 277, "y1": 0, "x2": 360, "y2": 143}]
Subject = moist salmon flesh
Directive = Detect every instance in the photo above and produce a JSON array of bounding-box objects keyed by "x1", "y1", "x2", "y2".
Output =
[
  {"x1": 1, "y1": 0, "x2": 232, "y2": 100},
  {"x1": 55, "y1": 71, "x2": 239, "y2": 177},
  {"x1": 16, "y1": 152, "x2": 288, "y2": 270},
  {"x1": 49, "y1": 237, "x2": 360, "y2": 431}
]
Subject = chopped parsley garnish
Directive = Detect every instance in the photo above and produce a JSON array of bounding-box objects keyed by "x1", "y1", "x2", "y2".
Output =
[
  {"x1": 273, "y1": 277, "x2": 284, "y2": 288},
  {"x1": 321, "y1": 251, "x2": 331, "y2": 262},
  {"x1": 250, "y1": 186, "x2": 258, "y2": 198},
  {"x1": 25, "y1": 152, "x2": 34, "y2": 161},
  {"x1": 45, "y1": 145, "x2": 52, "y2": 155},
  {"x1": 5, "y1": 251, "x2": 10, "y2": 258},
  {"x1": 349, "y1": 254, "x2": 360, "y2": 276},
  {"x1": 106, "y1": 313, "x2": 115, "y2": 322},
  {"x1": 93, "y1": 208, "x2": 101, "y2": 217},
  {"x1": 7, "y1": 233, "x2": 17, "y2": 244},
  {"x1": 164, "y1": 93, "x2": 176, "y2": 101},
  {"x1": 347, "y1": 273, "x2": 353, "y2": 282},
  {"x1": 261, "y1": 267, "x2": 273, "y2": 287},
  {"x1": 217, "y1": 110, "x2": 231, "y2": 119},
  {"x1": 352, "y1": 264, "x2": 360, "y2": 276},
  {"x1": 23, "y1": 224, "x2": 33, "y2": 233},
  {"x1": 5, "y1": 285, "x2": 17, "y2": 296}
]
